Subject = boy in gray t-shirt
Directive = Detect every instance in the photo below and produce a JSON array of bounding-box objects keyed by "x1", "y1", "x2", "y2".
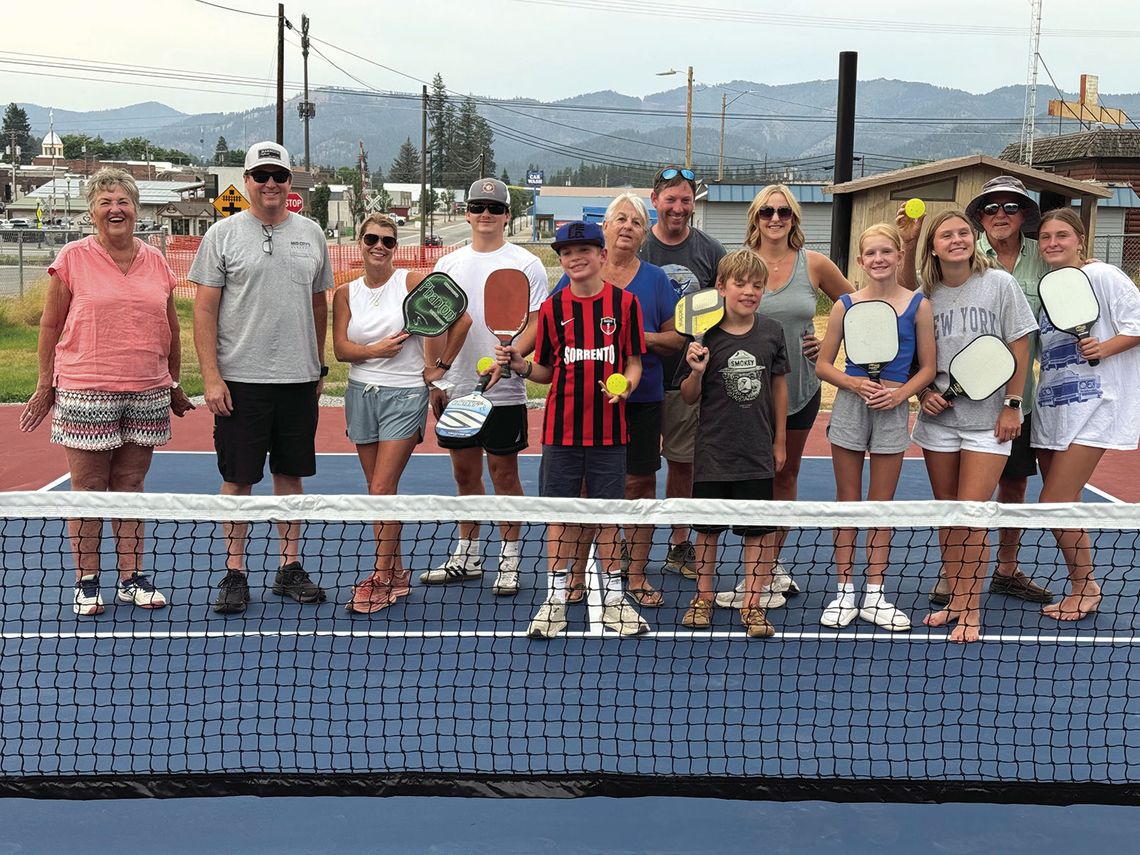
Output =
[{"x1": 676, "y1": 249, "x2": 787, "y2": 639}]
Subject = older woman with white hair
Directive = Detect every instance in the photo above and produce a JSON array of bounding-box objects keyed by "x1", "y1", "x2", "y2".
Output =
[
  {"x1": 20, "y1": 167, "x2": 193, "y2": 616},
  {"x1": 553, "y1": 192, "x2": 683, "y2": 606}
]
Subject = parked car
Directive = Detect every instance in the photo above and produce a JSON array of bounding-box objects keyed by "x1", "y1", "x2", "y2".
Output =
[
  {"x1": 5, "y1": 218, "x2": 31, "y2": 229},
  {"x1": 388, "y1": 213, "x2": 406, "y2": 226},
  {"x1": 423, "y1": 234, "x2": 443, "y2": 247}
]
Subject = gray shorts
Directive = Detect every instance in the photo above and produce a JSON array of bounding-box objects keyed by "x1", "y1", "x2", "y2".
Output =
[
  {"x1": 826, "y1": 387, "x2": 912, "y2": 455},
  {"x1": 345, "y1": 379, "x2": 428, "y2": 445}
]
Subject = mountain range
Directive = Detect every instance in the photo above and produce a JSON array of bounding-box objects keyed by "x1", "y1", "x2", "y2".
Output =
[{"x1": 20, "y1": 79, "x2": 1140, "y2": 182}]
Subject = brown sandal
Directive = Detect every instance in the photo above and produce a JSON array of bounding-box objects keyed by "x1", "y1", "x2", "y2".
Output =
[{"x1": 628, "y1": 586, "x2": 664, "y2": 608}]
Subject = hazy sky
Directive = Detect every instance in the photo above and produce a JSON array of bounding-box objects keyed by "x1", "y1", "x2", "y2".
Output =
[{"x1": 4, "y1": 0, "x2": 1139, "y2": 130}]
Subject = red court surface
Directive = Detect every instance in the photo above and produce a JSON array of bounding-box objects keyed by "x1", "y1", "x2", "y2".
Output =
[{"x1": 4, "y1": 403, "x2": 1140, "y2": 499}]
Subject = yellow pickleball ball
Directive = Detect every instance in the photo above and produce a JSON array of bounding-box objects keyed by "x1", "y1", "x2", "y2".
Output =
[
  {"x1": 904, "y1": 198, "x2": 926, "y2": 219},
  {"x1": 477, "y1": 357, "x2": 495, "y2": 374},
  {"x1": 606, "y1": 373, "x2": 629, "y2": 396}
]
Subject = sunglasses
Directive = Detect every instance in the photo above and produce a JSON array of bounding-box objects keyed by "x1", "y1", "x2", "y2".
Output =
[
  {"x1": 757, "y1": 206, "x2": 794, "y2": 221},
  {"x1": 248, "y1": 169, "x2": 291, "y2": 184},
  {"x1": 362, "y1": 233, "x2": 398, "y2": 249},
  {"x1": 981, "y1": 202, "x2": 1023, "y2": 216},
  {"x1": 658, "y1": 167, "x2": 696, "y2": 183},
  {"x1": 468, "y1": 201, "x2": 508, "y2": 215},
  {"x1": 261, "y1": 223, "x2": 274, "y2": 255}
]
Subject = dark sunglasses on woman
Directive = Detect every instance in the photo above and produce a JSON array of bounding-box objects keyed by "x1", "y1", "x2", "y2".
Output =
[
  {"x1": 362, "y1": 233, "x2": 399, "y2": 249},
  {"x1": 468, "y1": 202, "x2": 508, "y2": 215},
  {"x1": 757, "y1": 205, "x2": 794, "y2": 221}
]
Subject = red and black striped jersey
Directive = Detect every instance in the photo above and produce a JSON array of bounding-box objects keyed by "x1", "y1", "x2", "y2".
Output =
[{"x1": 535, "y1": 282, "x2": 646, "y2": 446}]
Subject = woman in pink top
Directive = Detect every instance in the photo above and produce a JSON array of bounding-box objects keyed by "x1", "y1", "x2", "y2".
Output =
[{"x1": 19, "y1": 168, "x2": 193, "y2": 617}]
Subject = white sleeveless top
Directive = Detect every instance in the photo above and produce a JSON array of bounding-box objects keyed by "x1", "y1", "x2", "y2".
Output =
[{"x1": 345, "y1": 271, "x2": 425, "y2": 387}]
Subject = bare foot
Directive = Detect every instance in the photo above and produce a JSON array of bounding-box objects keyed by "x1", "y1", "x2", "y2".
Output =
[
  {"x1": 948, "y1": 623, "x2": 980, "y2": 643},
  {"x1": 1042, "y1": 585, "x2": 1101, "y2": 621},
  {"x1": 923, "y1": 609, "x2": 955, "y2": 628}
]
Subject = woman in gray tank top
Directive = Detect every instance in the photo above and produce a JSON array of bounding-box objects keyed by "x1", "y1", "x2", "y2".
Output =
[{"x1": 716, "y1": 185, "x2": 854, "y2": 608}]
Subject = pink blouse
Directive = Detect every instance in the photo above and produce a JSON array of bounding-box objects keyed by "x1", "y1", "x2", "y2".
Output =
[{"x1": 49, "y1": 236, "x2": 176, "y2": 392}]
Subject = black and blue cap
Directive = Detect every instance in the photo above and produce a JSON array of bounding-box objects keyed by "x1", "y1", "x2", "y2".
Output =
[{"x1": 551, "y1": 221, "x2": 606, "y2": 252}]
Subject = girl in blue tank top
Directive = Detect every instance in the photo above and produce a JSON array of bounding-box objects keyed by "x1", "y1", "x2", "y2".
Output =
[{"x1": 815, "y1": 224, "x2": 936, "y2": 632}]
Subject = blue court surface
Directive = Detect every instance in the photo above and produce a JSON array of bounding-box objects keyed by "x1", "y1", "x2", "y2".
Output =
[{"x1": 0, "y1": 453, "x2": 1135, "y2": 853}]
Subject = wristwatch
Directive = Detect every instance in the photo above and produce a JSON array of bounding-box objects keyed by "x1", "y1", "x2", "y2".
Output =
[
  {"x1": 434, "y1": 358, "x2": 452, "y2": 371},
  {"x1": 170, "y1": 381, "x2": 181, "y2": 390},
  {"x1": 1004, "y1": 396, "x2": 1022, "y2": 411},
  {"x1": 319, "y1": 365, "x2": 330, "y2": 378}
]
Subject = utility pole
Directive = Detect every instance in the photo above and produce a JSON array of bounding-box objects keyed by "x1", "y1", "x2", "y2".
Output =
[
  {"x1": 420, "y1": 85, "x2": 428, "y2": 248},
  {"x1": 276, "y1": 3, "x2": 285, "y2": 145},
  {"x1": 685, "y1": 66, "x2": 693, "y2": 169},
  {"x1": 299, "y1": 14, "x2": 315, "y2": 171},
  {"x1": 479, "y1": 150, "x2": 486, "y2": 179},
  {"x1": 718, "y1": 93, "x2": 726, "y2": 182}
]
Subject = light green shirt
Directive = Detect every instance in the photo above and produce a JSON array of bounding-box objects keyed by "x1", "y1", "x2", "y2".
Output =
[{"x1": 978, "y1": 233, "x2": 1048, "y2": 413}]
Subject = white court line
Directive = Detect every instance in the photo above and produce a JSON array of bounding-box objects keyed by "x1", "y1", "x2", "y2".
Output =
[
  {"x1": 38, "y1": 473, "x2": 70, "y2": 492},
  {"x1": 5, "y1": 629, "x2": 1137, "y2": 644}
]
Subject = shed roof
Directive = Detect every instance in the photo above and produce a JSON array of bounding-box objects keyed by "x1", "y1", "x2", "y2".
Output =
[
  {"x1": 826, "y1": 155, "x2": 1111, "y2": 199},
  {"x1": 1000, "y1": 129, "x2": 1140, "y2": 164}
]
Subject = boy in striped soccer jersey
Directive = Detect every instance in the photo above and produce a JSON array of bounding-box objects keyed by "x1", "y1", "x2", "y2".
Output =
[{"x1": 496, "y1": 221, "x2": 648, "y2": 639}]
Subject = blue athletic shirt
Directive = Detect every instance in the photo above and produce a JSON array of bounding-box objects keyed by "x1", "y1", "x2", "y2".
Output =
[
  {"x1": 841, "y1": 291, "x2": 924, "y2": 383},
  {"x1": 554, "y1": 260, "x2": 677, "y2": 403}
]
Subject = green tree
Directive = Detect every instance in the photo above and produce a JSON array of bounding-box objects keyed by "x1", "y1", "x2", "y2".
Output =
[
  {"x1": 389, "y1": 137, "x2": 421, "y2": 182},
  {"x1": 427, "y1": 74, "x2": 455, "y2": 188},
  {"x1": 347, "y1": 173, "x2": 367, "y2": 229},
  {"x1": 500, "y1": 168, "x2": 510, "y2": 185},
  {"x1": 310, "y1": 183, "x2": 330, "y2": 230},
  {"x1": 214, "y1": 135, "x2": 229, "y2": 166},
  {"x1": 375, "y1": 186, "x2": 393, "y2": 212},
  {"x1": 2, "y1": 103, "x2": 33, "y2": 165}
]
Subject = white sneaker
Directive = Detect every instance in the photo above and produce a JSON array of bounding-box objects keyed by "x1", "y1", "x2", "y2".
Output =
[
  {"x1": 714, "y1": 574, "x2": 791, "y2": 609},
  {"x1": 116, "y1": 573, "x2": 168, "y2": 609},
  {"x1": 527, "y1": 598, "x2": 567, "y2": 639},
  {"x1": 73, "y1": 574, "x2": 104, "y2": 616},
  {"x1": 859, "y1": 599, "x2": 912, "y2": 632},
  {"x1": 771, "y1": 561, "x2": 801, "y2": 596},
  {"x1": 820, "y1": 596, "x2": 859, "y2": 628},
  {"x1": 419, "y1": 554, "x2": 484, "y2": 585},
  {"x1": 492, "y1": 555, "x2": 520, "y2": 596},
  {"x1": 601, "y1": 599, "x2": 649, "y2": 636}
]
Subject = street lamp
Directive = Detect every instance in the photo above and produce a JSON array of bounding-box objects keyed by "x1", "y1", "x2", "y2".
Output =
[{"x1": 657, "y1": 66, "x2": 693, "y2": 168}]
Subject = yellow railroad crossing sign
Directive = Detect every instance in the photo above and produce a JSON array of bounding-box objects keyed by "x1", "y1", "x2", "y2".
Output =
[{"x1": 213, "y1": 184, "x2": 250, "y2": 217}]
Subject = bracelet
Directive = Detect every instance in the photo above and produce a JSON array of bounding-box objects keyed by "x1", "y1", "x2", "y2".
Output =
[
  {"x1": 521, "y1": 361, "x2": 534, "y2": 379},
  {"x1": 917, "y1": 387, "x2": 932, "y2": 402}
]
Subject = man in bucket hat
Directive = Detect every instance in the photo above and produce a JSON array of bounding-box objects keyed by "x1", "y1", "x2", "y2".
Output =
[{"x1": 900, "y1": 175, "x2": 1055, "y2": 607}]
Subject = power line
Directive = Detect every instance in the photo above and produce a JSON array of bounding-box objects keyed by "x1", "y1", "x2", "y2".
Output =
[{"x1": 192, "y1": 0, "x2": 277, "y2": 18}]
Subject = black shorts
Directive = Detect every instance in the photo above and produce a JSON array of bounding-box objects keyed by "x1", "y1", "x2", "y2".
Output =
[
  {"x1": 625, "y1": 401, "x2": 663, "y2": 476},
  {"x1": 437, "y1": 403, "x2": 528, "y2": 455},
  {"x1": 691, "y1": 478, "x2": 776, "y2": 537},
  {"x1": 787, "y1": 386, "x2": 821, "y2": 432},
  {"x1": 214, "y1": 381, "x2": 318, "y2": 485},
  {"x1": 1002, "y1": 410, "x2": 1038, "y2": 480}
]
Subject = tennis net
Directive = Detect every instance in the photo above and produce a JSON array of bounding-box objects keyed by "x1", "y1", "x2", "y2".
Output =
[{"x1": 1, "y1": 490, "x2": 1138, "y2": 804}]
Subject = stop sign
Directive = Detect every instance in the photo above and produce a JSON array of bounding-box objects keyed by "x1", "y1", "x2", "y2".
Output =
[{"x1": 285, "y1": 192, "x2": 304, "y2": 214}]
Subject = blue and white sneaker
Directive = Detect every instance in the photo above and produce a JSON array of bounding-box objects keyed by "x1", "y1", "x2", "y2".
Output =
[
  {"x1": 73, "y1": 574, "x2": 104, "y2": 616},
  {"x1": 116, "y1": 573, "x2": 168, "y2": 609}
]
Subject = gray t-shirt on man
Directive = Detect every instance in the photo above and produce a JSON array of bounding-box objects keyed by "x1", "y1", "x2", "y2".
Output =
[
  {"x1": 639, "y1": 227, "x2": 726, "y2": 391},
  {"x1": 189, "y1": 211, "x2": 333, "y2": 384}
]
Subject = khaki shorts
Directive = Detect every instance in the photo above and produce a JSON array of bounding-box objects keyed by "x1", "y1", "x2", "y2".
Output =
[{"x1": 661, "y1": 389, "x2": 699, "y2": 464}]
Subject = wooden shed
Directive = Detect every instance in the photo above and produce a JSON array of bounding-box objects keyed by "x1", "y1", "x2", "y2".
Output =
[{"x1": 825, "y1": 155, "x2": 1111, "y2": 277}]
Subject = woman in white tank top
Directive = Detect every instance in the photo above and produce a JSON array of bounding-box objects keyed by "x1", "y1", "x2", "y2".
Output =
[{"x1": 333, "y1": 214, "x2": 471, "y2": 614}]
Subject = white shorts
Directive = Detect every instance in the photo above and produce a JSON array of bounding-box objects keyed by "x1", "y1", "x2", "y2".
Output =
[{"x1": 911, "y1": 417, "x2": 1015, "y2": 457}]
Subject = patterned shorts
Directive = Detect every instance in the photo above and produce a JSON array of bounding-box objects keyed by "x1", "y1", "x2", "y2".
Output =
[{"x1": 51, "y1": 388, "x2": 172, "y2": 452}]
